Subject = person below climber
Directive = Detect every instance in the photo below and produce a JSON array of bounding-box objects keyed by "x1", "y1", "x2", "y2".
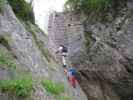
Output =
[
  {"x1": 56, "y1": 45, "x2": 68, "y2": 68},
  {"x1": 68, "y1": 64, "x2": 77, "y2": 88}
]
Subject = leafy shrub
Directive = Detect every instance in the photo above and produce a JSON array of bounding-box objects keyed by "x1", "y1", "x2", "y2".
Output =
[
  {"x1": 0, "y1": 0, "x2": 6, "y2": 12},
  {"x1": 42, "y1": 80, "x2": 64, "y2": 95},
  {"x1": 0, "y1": 78, "x2": 33, "y2": 97},
  {"x1": 7, "y1": 0, "x2": 35, "y2": 23},
  {"x1": 65, "y1": 0, "x2": 125, "y2": 14}
]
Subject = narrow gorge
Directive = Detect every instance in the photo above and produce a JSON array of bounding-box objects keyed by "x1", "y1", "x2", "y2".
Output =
[
  {"x1": 0, "y1": 0, "x2": 133, "y2": 100},
  {"x1": 48, "y1": 0, "x2": 133, "y2": 100},
  {"x1": 0, "y1": 0, "x2": 87, "y2": 100}
]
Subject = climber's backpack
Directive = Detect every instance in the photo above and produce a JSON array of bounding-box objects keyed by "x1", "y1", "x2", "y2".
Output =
[
  {"x1": 62, "y1": 46, "x2": 68, "y2": 53},
  {"x1": 69, "y1": 68, "x2": 76, "y2": 76}
]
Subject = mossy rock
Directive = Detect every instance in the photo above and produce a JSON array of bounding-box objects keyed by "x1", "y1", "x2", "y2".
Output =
[
  {"x1": 0, "y1": 45, "x2": 17, "y2": 69},
  {"x1": 24, "y1": 22, "x2": 52, "y2": 62},
  {"x1": 84, "y1": 32, "x2": 92, "y2": 46},
  {"x1": 0, "y1": 33, "x2": 12, "y2": 49},
  {"x1": 42, "y1": 80, "x2": 65, "y2": 95}
]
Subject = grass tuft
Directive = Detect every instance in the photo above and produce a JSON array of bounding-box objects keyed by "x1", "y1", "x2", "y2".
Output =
[
  {"x1": 0, "y1": 78, "x2": 33, "y2": 97},
  {"x1": 56, "y1": 95, "x2": 71, "y2": 100},
  {"x1": 42, "y1": 80, "x2": 64, "y2": 95}
]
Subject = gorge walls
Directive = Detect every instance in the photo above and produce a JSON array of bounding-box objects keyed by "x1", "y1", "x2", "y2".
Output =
[{"x1": 48, "y1": 0, "x2": 133, "y2": 100}]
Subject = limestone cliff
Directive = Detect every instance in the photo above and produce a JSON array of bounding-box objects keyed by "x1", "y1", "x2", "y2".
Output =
[
  {"x1": 48, "y1": 0, "x2": 133, "y2": 100},
  {"x1": 0, "y1": 2, "x2": 87, "y2": 100}
]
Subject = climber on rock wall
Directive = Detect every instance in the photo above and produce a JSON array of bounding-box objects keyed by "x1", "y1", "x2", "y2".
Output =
[
  {"x1": 68, "y1": 64, "x2": 77, "y2": 88},
  {"x1": 56, "y1": 45, "x2": 78, "y2": 88},
  {"x1": 56, "y1": 45, "x2": 68, "y2": 68}
]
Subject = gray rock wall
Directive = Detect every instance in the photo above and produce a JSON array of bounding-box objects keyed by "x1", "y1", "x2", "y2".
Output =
[
  {"x1": 48, "y1": 1, "x2": 133, "y2": 100},
  {"x1": 0, "y1": 4, "x2": 88, "y2": 100},
  {"x1": 48, "y1": 12, "x2": 85, "y2": 65}
]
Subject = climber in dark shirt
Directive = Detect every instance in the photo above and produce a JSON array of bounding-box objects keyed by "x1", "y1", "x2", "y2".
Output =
[{"x1": 56, "y1": 45, "x2": 68, "y2": 68}]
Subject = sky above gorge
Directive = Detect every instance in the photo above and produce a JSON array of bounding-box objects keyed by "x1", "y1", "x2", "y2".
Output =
[{"x1": 33, "y1": 0, "x2": 66, "y2": 32}]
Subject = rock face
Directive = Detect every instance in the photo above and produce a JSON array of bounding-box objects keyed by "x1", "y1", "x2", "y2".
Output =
[
  {"x1": 48, "y1": 12, "x2": 85, "y2": 66},
  {"x1": 0, "y1": 3, "x2": 87, "y2": 100},
  {"x1": 48, "y1": 0, "x2": 133, "y2": 100}
]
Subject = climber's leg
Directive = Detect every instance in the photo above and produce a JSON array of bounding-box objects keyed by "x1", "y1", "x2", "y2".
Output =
[
  {"x1": 69, "y1": 76, "x2": 73, "y2": 86},
  {"x1": 72, "y1": 76, "x2": 76, "y2": 88},
  {"x1": 62, "y1": 53, "x2": 67, "y2": 68}
]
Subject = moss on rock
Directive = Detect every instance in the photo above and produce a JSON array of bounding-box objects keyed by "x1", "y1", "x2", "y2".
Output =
[
  {"x1": 0, "y1": 46, "x2": 16, "y2": 68},
  {"x1": 42, "y1": 80, "x2": 64, "y2": 95}
]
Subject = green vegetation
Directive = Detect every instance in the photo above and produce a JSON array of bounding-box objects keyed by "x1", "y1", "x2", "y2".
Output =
[
  {"x1": 0, "y1": 47, "x2": 16, "y2": 68},
  {"x1": 7, "y1": 0, "x2": 35, "y2": 23},
  {"x1": 42, "y1": 80, "x2": 71, "y2": 100},
  {"x1": 56, "y1": 96, "x2": 71, "y2": 100},
  {"x1": 42, "y1": 80, "x2": 64, "y2": 95},
  {"x1": 0, "y1": 34, "x2": 12, "y2": 49},
  {"x1": 0, "y1": 78, "x2": 33, "y2": 97},
  {"x1": 65, "y1": 0, "x2": 124, "y2": 14},
  {"x1": 0, "y1": 0, "x2": 6, "y2": 12},
  {"x1": 0, "y1": 45, "x2": 33, "y2": 98}
]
